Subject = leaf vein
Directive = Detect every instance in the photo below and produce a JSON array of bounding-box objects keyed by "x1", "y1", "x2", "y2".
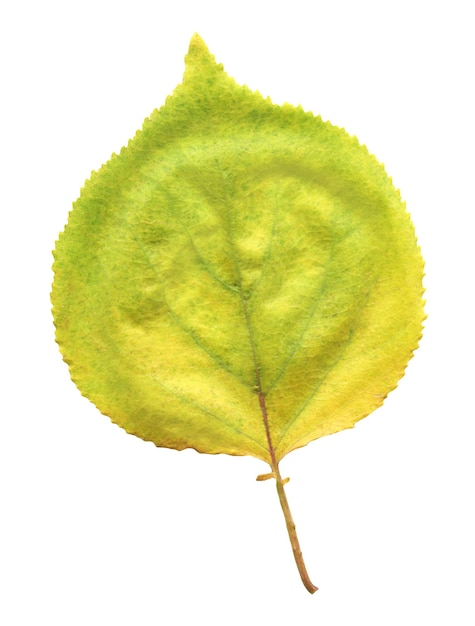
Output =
[
  {"x1": 151, "y1": 375, "x2": 268, "y2": 451},
  {"x1": 274, "y1": 283, "x2": 375, "y2": 452},
  {"x1": 130, "y1": 230, "x2": 253, "y2": 390}
]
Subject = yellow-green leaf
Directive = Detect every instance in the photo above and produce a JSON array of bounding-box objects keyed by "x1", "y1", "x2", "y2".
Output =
[{"x1": 51, "y1": 34, "x2": 425, "y2": 592}]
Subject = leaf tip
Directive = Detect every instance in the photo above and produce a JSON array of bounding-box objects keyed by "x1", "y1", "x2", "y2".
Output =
[
  {"x1": 182, "y1": 33, "x2": 224, "y2": 85},
  {"x1": 188, "y1": 32, "x2": 208, "y2": 53},
  {"x1": 186, "y1": 33, "x2": 215, "y2": 65}
]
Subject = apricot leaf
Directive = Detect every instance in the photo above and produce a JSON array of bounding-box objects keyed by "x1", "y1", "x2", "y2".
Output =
[{"x1": 52, "y1": 34, "x2": 425, "y2": 593}]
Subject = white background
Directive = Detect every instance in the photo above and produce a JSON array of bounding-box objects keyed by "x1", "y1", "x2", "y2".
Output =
[{"x1": 1, "y1": 1, "x2": 473, "y2": 624}]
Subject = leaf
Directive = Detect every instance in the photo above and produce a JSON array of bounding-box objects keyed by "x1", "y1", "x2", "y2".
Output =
[{"x1": 51, "y1": 34, "x2": 425, "y2": 593}]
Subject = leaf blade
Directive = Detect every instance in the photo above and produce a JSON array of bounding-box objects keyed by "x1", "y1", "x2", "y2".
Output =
[{"x1": 52, "y1": 34, "x2": 425, "y2": 465}]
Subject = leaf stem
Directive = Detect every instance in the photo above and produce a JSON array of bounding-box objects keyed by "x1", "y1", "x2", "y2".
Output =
[
  {"x1": 273, "y1": 463, "x2": 318, "y2": 594},
  {"x1": 258, "y1": 386, "x2": 317, "y2": 593}
]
